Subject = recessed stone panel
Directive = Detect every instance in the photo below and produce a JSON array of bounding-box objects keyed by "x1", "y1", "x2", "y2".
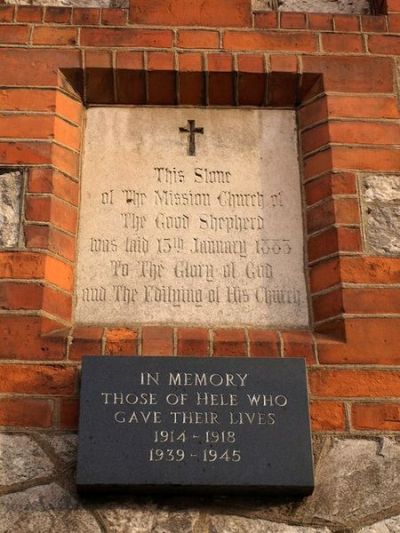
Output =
[
  {"x1": 361, "y1": 174, "x2": 400, "y2": 256},
  {"x1": 0, "y1": 170, "x2": 24, "y2": 249},
  {"x1": 75, "y1": 108, "x2": 309, "y2": 327}
]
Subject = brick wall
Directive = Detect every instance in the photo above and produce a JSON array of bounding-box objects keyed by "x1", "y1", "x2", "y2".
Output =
[{"x1": 0, "y1": 0, "x2": 399, "y2": 434}]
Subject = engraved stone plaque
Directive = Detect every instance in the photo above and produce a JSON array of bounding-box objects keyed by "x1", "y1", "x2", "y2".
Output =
[
  {"x1": 75, "y1": 108, "x2": 309, "y2": 327},
  {"x1": 77, "y1": 356, "x2": 314, "y2": 495}
]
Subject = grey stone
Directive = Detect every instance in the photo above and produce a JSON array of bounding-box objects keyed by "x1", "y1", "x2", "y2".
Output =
[
  {"x1": 98, "y1": 503, "x2": 156, "y2": 532},
  {"x1": 252, "y1": 0, "x2": 369, "y2": 12},
  {"x1": 0, "y1": 483, "x2": 102, "y2": 533},
  {"x1": 308, "y1": 438, "x2": 400, "y2": 526},
  {"x1": 359, "y1": 515, "x2": 400, "y2": 533},
  {"x1": 363, "y1": 175, "x2": 400, "y2": 203},
  {"x1": 152, "y1": 510, "x2": 200, "y2": 533},
  {"x1": 98, "y1": 505, "x2": 201, "y2": 533},
  {"x1": 40, "y1": 434, "x2": 78, "y2": 464},
  {"x1": 0, "y1": 434, "x2": 54, "y2": 487},
  {"x1": 0, "y1": 170, "x2": 24, "y2": 249},
  {"x1": 209, "y1": 515, "x2": 330, "y2": 533},
  {"x1": 76, "y1": 108, "x2": 309, "y2": 329},
  {"x1": 364, "y1": 206, "x2": 400, "y2": 255}
]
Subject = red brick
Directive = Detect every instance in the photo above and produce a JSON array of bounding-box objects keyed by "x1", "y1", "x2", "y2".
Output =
[
  {"x1": 310, "y1": 369, "x2": 400, "y2": 397},
  {"x1": 177, "y1": 328, "x2": 209, "y2": 356},
  {"x1": 254, "y1": 12, "x2": 278, "y2": 29},
  {"x1": 72, "y1": 8, "x2": 101, "y2": 25},
  {"x1": 28, "y1": 168, "x2": 79, "y2": 205},
  {"x1": 0, "y1": 316, "x2": 66, "y2": 360},
  {"x1": 0, "y1": 251, "x2": 44, "y2": 280},
  {"x1": 0, "y1": 5, "x2": 14, "y2": 22},
  {"x1": 101, "y1": 8, "x2": 127, "y2": 26},
  {"x1": 42, "y1": 285, "x2": 72, "y2": 322},
  {"x1": 322, "y1": 33, "x2": 364, "y2": 53},
  {"x1": 179, "y1": 52, "x2": 202, "y2": 71},
  {"x1": 313, "y1": 289, "x2": 343, "y2": 322},
  {"x1": 248, "y1": 329, "x2": 280, "y2": 357},
  {"x1": 45, "y1": 255, "x2": 74, "y2": 292},
  {"x1": 280, "y1": 12, "x2": 307, "y2": 29},
  {"x1": 282, "y1": 331, "x2": 315, "y2": 364},
  {"x1": 51, "y1": 143, "x2": 80, "y2": 177},
  {"x1": 308, "y1": 13, "x2": 333, "y2": 30},
  {"x1": 368, "y1": 33, "x2": 400, "y2": 53},
  {"x1": 0, "y1": 89, "x2": 56, "y2": 112},
  {"x1": 0, "y1": 25, "x2": 29, "y2": 45},
  {"x1": 142, "y1": 326, "x2": 173, "y2": 356},
  {"x1": 331, "y1": 146, "x2": 400, "y2": 172},
  {"x1": 60, "y1": 398, "x2": 79, "y2": 429},
  {"x1": 0, "y1": 398, "x2": 53, "y2": 428},
  {"x1": 238, "y1": 54, "x2": 264, "y2": 72},
  {"x1": 148, "y1": 51, "x2": 174, "y2": 70},
  {"x1": 0, "y1": 114, "x2": 54, "y2": 140},
  {"x1": 304, "y1": 172, "x2": 357, "y2": 206},
  {"x1": 302, "y1": 56, "x2": 393, "y2": 93},
  {"x1": 303, "y1": 148, "x2": 333, "y2": 180},
  {"x1": 298, "y1": 96, "x2": 328, "y2": 129},
  {"x1": 105, "y1": 328, "x2": 138, "y2": 355},
  {"x1": 388, "y1": 13, "x2": 400, "y2": 31},
  {"x1": 0, "y1": 49, "x2": 80, "y2": 87},
  {"x1": 69, "y1": 327, "x2": 104, "y2": 360},
  {"x1": 180, "y1": 71, "x2": 204, "y2": 105},
  {"x1": 56, "y1": 91, "x2": 83, "y2": 125},
  {"x1": 308, "y1": 226, "x2": 361, "y2": 262},
  {"x1": 352, "y1": 403, "x2": 400, "y2": 431},
  {"x1": 334, "y1": 14, "x2": 360, "y2": 31},
  {"x1": 318, "y1": 318, "x2": 400, "y2": 364},
  {"x1": 213, "y1": 329, "x2": 247, "y2": 357},
  {"x1": 310, "y1": 257, "x2": 341, "y2": 294},
  {"x1": 130, "y1": 0, "x2": 251, "y2": 27},
  {"x1": 331, "y1": 121, "x2": 400, "y2": 146},
  {"x1": 361, "y1": 14, "x2": 387, "y2": 31},
  {"x1": 270, "y1": 54, "x2": 297, "y2": 72},
  {"x1": 81, "y1": 28, "x2": 173, "y2": 48},
  {"x1": 340, "y1": 256, "x2": 400, "y2": 285},
  {"x1": 116, "y1": 50, "x2": 143, "y2": 69},
  {"x1": 387, "y1": 0, "x2": 400, "y2": 11},
  {"x1": 44, "y1": 7, "x2": 71, "y2": 24},
  {"x1": 343, "y1": 288, "x2": 400, "y2": 315},
  {"x1": 224, "y1": 31, "x2": 317, "y2": 52},
  {"x1": 16, "y1": 6, "x2": 43, "y2": 22},
  {"x1": 148, "y1": 71, "x2": 176, "y2": 104},
  {"x1": 33, "y1": 26, "x2": 77, "y2": 46},
  {"x1": 178, "y1": 30, "x2": 220, "y2": 49},
  {"x1": 326, "y1": 95, "x2": 400, "y2": 120},
  {"x1": 310, "y1": 401, "x2": 345, "y2": 431},
  {"x1": 0, "y1": 282, "x2": 42, "y2": 311},
  {"x1": 301, "y1": 123, "x2": 330, "y2": 154},
  {"x1": 25, "y1": 224, "x2": 76, "y2": 262},
  {"x1": 0, "y1": 364, "x2": 77, "y2": 394}
]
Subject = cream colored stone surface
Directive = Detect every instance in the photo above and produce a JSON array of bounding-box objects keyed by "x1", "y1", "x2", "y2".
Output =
[{"x1": 75, "y1": 108, "x2": 309, "y2": 328}]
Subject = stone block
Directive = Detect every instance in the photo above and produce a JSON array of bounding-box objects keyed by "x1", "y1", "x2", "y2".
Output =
[
  {"x1": 0, "y1": 434, "x2": 54, "y2": 486},
  {"x1": 252, "y1": 0, "x2": 369, "y2": 12},
  {"x1": 361, "y1": 175, "x2": 400, "y2": 256},
  {"x1": 0, "y1": 169, "x2": 24, "y2": 249}
]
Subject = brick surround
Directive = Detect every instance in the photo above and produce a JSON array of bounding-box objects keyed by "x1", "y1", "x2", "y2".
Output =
[{"x1": 0, "y1": 0, "x2": 400, "y2": 434}]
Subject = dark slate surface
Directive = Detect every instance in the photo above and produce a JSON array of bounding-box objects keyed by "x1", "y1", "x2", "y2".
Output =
[{"x1": 77, "y1": 356, "x2": 314, "y2": 495}]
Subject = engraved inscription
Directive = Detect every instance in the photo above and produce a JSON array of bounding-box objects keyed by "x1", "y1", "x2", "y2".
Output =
[{"x1": 75, "y1": 108, "x2": 309, "y2": 326}]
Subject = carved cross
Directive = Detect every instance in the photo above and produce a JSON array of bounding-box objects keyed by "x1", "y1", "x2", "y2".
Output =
[{"x1": 179, "y1": 120, "x2": 204, "y2": 156}]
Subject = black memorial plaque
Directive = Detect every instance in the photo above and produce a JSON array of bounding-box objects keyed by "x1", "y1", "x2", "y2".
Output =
[{"x1": 77, "y1": 356, "x2": 314, "y2": 495}]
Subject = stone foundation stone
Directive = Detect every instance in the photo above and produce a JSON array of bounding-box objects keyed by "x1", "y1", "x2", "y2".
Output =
[
  {"x1": 0, "y1": 169, "x2": 24, "y2": 249},
  {"x1": 361, "y1": 175, "x2": 400, "y2": 256},
  {"x1": 2, "y1": 433, "x2": 400, "y2": 532}
]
